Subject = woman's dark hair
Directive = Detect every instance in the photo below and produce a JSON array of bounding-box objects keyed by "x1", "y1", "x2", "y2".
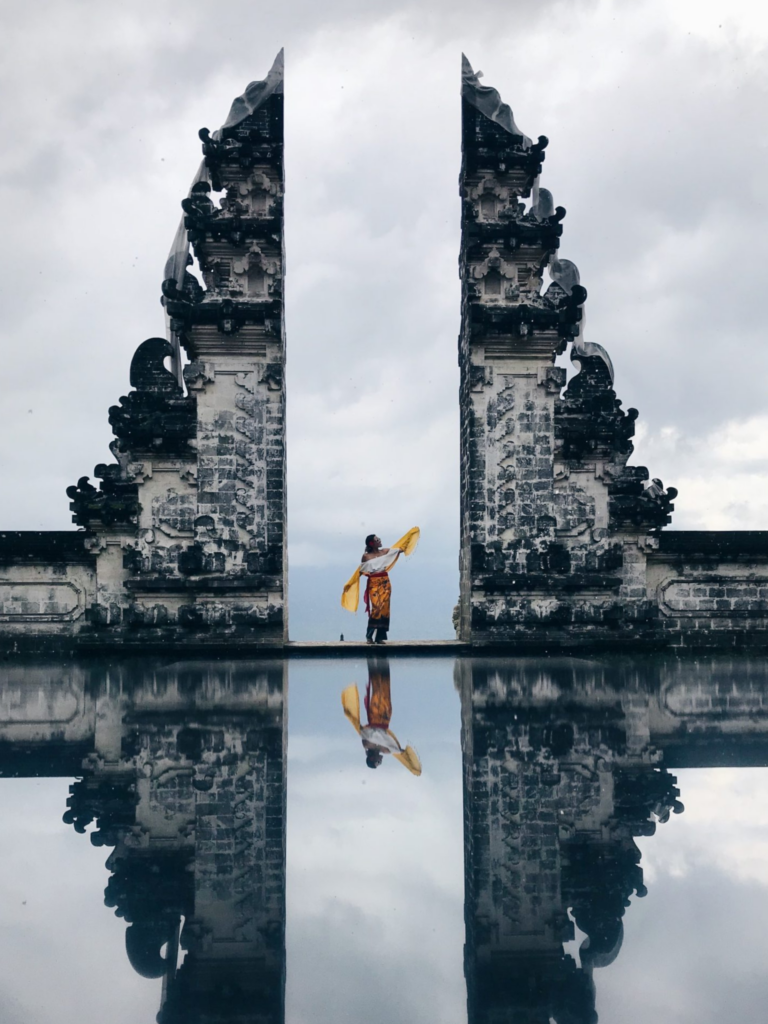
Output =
[{"x1": 365, "y1": 534, "x2": 377, "y2": 551}]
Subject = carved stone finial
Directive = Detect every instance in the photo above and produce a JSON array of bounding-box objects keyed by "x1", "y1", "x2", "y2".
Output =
[
  {"x1": 572, "y1": 339, "x2": 615, "y2": 385},
  {"x1": 530, "y1": 186, "x2": 555, "y2": 221},
  {"x1": 129, "y1": 338, "x2": 181, "y2": 392},
  {"x1": 109, "y1": 338, "x2": 196, "y2": 455},
  {"x1": 461, "y1": 54, "x2": 532, "y2": 146},
  {"x1": 218, "y1": 48, "x2": 284, "y2": 133},
  {"x1": 65, "y1": 468, "x2": 139, "y2": 529},
  {"x1": 549, "y1": 258, "x2": 581, "y2": 297},
  {"x1": 609, "y1": 471, "x2": 678, "y2": 531},
  {"x1": 556, "y1": 343, "x2": 637, "y2": 461}
]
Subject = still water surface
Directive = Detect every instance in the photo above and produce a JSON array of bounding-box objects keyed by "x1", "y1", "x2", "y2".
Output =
[{"x1": 0, "y1": 655, "x2": 766, "y2": 1023}]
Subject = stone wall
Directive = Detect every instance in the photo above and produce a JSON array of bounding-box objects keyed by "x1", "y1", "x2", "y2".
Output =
[
  {"x1": 0, "y1": 532, "x2": 95, "y2": 644},
  {"x1": 643, "y1": 532, "x2": 768, "y2": 649}
]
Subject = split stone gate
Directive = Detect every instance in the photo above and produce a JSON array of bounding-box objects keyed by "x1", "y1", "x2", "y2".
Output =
[{"x1": 1, "y1": 52, "x2": 767, "y2": 651}]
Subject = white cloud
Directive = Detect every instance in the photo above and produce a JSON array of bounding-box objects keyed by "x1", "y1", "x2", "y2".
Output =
[
  {"x1": 0, "y1": 778, "x2": 161, "y2": 1024},
  {"x1": 287, "y1": 667, "x2": 465, "y2": 1024},
  {"x1": 632, "y1": 417, "x2": 768, "y2": 528},
  {"x1": 1, "y1": 0, "x2": 767, "y2": 578},
  {"x1": 640, "y1": 767, "x2": 768, "y2": 887}
]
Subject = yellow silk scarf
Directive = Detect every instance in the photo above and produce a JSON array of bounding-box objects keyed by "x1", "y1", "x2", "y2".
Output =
[
  {"x1": 341, "y1": 684, "x2": 422, "y2": 776},
  {"x1": 340, "y1": 526, "x2": 420, "y2": 613}
]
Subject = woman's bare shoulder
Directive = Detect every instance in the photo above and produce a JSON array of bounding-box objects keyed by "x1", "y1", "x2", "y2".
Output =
[{"x1": 362, "y1": 547, "x2": 389, "y2": 562}]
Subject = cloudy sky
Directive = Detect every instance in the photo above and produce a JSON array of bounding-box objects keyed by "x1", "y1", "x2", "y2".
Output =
[{"x1": 1, "y1": 0, "x2": 767, "y2": 637}]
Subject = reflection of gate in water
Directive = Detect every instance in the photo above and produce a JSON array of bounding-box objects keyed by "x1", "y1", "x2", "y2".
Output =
[
  {"x1": 457, "y1": 657, "x2": 768, "y2": 1024},
  {"x1": 0, "y1": 661, "x2": 287, "y2": 1024}
]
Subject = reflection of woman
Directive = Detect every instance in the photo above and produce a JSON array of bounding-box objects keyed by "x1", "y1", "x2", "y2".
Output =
[
  {"x1": 341, "y1": 659, "x2": 421, "y2": 775},
  {"x1": 341, "y1": 527, "x2": 420, "y2": 644}
]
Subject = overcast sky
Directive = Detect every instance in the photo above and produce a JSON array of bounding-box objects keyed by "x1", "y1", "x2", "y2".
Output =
[{"x1": 1, "y1": 0, "x2": 767, "y2": 625}]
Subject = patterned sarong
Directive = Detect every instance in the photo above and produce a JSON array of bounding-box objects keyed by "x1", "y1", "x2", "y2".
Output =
[
  {"x1": 364, "y1": 662, "x2": 392, "y2": 728},
  {"x1": 365, "y1": 572, "x2": 391, "y2": 632},
  {"x1": 341, "y1": 676, "x2": 422, "y2": 776}
]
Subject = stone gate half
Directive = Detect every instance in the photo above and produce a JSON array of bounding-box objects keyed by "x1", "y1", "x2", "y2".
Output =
[
  {"x1": 457, "y1": 55, "x2": 768, "y2": 650},
  {"x1": 0, "y1": 53, "x2": 287, "y2": 652}
]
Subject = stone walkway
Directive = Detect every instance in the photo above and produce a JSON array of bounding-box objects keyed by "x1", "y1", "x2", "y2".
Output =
[{"x1": 286, "y1": 640, "x2": 467, "y2": 657}]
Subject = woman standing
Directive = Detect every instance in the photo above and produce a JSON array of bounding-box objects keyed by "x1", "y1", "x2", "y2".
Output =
[
  {"x1": 361, "y1": 534, "x2": 392, "y2": 643},
  {"x1": 341, "y1": 527, "x2": 420, "y2": 644}
]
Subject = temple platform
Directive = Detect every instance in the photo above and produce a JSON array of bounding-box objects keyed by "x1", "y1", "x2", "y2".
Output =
[{"x1": 286, "y1": 640, "x2": 467, "y2": 657}]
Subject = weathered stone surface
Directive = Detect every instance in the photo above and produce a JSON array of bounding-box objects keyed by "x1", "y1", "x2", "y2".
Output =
[
  {"x1": 0, "y1": 55, "x2": 287, "y2": 652},
  {"x1": 160, "y1": 52, "x2": 287, "y2": 644},
  {"x1": 457, "y1": 57, "x2": 768, "y2": 650},
  {"x1": 108, "y1": 338, "x2": 197, "y2": 455}
]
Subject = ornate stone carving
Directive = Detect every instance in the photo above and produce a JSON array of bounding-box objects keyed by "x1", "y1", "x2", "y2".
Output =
[
  {"x1": 66, "y1": 466, "x2": 139, "y2": 529},
  {"x1": 538, "y1": 365, "x2": 567, "y2": 393},
  {"x1": 220, "y1": 169, "x2": 281, "y2": 218},
  {"x1": 230, "y1": 242, "x2": 280, "y2": 299},
  {"x1": 109, "y1": 338, "x2": 197, "y2": 455},
  {"x1": 556, "y1": 343, "x2": 638, "y2": 461},
  {"x1": 461, "y1": 53, "x2": 533, "y2": 147},
  {"x1": 458, "y1": 56, "x2": 679, "y2": 646},
  {"x1": 609, "y1": 471, "x2": 678, "y2": 531},
  {"x1": 470, "y1": 246, "x2": 518, "y2": 301}
]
